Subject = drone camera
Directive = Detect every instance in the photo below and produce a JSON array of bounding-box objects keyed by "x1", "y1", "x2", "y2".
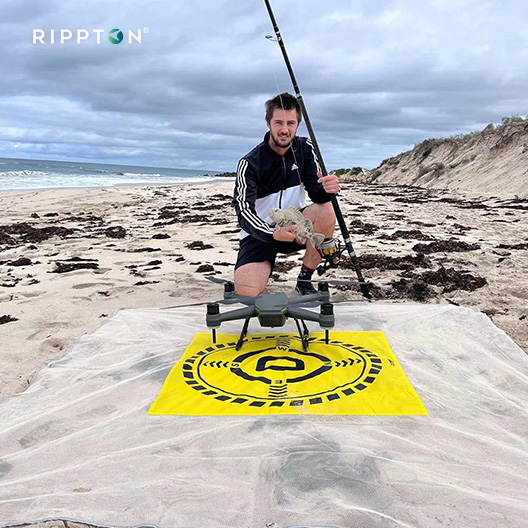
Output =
[{"x1": 257, "y1": 311, "x2": 287, "y2": 328}]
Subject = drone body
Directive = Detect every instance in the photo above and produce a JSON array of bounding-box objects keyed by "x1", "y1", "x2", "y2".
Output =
[
  {"x1": 175, "y1": 276, "x2": 370, "y2": 352},
  {"x1": 205, "y1": 280, "x2": 335, "y2": 352}
]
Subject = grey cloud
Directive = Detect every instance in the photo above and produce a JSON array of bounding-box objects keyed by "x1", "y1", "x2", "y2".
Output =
[{"x1": 1, "y1": 0, "x2": 528, "y2": 170}]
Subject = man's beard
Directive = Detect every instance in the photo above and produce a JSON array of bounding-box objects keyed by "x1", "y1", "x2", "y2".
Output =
[{"x1": 271, "y1": 131, "x2": 294, "y2": 148}]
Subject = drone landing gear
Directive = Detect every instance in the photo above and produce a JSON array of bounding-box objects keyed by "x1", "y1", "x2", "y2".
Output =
[
  {"x1": 236, "y1": 318, "x2": 251, "y2": 351},
  {"x1": 294, "y1": 318, "x2": 311, "y2": 352}
]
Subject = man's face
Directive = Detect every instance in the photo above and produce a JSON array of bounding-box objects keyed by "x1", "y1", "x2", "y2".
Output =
[{"x1": 267, "y1": 108, "x2": 299, "y2": 149}]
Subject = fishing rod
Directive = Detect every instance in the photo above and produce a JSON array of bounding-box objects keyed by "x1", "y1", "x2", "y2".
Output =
[{"x1": 263, "y1": 0, "x2": 371, "y2": 299}]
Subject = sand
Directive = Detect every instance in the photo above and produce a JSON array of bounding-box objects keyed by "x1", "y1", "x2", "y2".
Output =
[{"x1": 1, "y1": 179, "x2": 527, "y2": 403}]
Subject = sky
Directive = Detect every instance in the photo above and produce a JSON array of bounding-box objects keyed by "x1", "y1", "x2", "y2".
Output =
[{"x1": 1, "y1": 0, "x2": 527, "y2": 171}]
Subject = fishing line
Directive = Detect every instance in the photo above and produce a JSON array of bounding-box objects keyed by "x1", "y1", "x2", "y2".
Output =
[
  {"x1": 273, "y1": 73, "x2": 303, "y2": 187},
  {"x1": 263, "y1": 0, "x2": 371, "y2": 299}
]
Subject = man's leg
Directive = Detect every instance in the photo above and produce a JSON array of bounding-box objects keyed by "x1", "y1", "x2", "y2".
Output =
[
  {"x1": 301, "y1": 201, "x2": 336, "y2": 269},
  {"x1": 294, "y1": 202, "x2": 336, "y2": 294},
  {"x1": 234, "y1": 261, "x2": 272, "y2": 296}
]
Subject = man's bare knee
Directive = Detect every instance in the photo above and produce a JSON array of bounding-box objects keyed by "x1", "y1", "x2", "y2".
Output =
[
  {"x1": 303, "y1": 202, "x2": 335, "y2": 235},
  {"x1": 234, "y1": 262, "x2": 271, "y2": 296}
]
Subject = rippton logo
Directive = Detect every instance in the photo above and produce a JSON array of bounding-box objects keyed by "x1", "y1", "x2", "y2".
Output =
[{"x1": 108, "y1": 29, "x2": 124, "y2": 44}]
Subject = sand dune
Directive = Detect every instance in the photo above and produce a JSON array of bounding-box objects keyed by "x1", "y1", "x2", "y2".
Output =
[{"x1": 340, "y1": 119, "x2": 528, "y2": 200}]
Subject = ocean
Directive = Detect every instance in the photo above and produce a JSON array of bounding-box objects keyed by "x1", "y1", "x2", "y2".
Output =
[{"x1": 0, "y1": 157, "x2": 225, "y2": 192}]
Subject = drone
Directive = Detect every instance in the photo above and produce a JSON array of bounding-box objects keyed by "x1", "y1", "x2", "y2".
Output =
[{"x1": 179, "y1": 276, "x2": 370, "y2": 352}]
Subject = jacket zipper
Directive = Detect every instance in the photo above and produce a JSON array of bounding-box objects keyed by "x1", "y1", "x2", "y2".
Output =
[{"x1": 279, "y1": 156, "x2": 287, "y2": 208}]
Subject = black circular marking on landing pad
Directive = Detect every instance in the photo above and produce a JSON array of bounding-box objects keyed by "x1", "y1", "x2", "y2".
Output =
[
  {"x1": 188, "y1": 335, "x2": 382, "y2": 407},
  {"x1": 229, "y1": 346, "x2": 332, "y2": 385}
]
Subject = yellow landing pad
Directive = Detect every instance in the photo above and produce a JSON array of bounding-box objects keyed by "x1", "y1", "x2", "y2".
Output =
[{"x1": 148, "y1": 332, "x2": 427, "y2": 416}]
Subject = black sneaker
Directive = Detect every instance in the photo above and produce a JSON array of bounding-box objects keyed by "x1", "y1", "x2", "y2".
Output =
[{"x1": 295, "y1": 279, "x2": 317, "y2": 295}]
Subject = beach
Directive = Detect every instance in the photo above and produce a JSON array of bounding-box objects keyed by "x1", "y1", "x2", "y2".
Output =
[{"x1": 1, "y1": 180, "x2": 527, "y2": 402}]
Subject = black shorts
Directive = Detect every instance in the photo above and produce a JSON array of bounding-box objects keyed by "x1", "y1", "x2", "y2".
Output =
[{"x1": 235, "y1": 236, "x2": 305, "y2": 271}]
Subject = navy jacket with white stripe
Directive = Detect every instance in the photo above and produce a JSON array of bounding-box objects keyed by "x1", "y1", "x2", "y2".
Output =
[{"x1": 234, "y1": 132, "x2": 333, "y2": 243}]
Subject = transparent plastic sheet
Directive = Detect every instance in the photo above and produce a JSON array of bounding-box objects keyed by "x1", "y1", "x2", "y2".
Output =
[{"x1": 0, "y1": 303, "x2": 527, "y2": 528}]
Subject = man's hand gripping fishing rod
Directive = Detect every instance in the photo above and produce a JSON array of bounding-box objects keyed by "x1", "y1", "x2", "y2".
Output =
[{"x1": 263, "y1": 0, "x2": 371, "y2": 299}]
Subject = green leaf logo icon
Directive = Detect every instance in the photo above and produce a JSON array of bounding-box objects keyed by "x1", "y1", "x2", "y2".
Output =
[{"x1": 108, "y1": 29, "x2": 123, "y2": 44}]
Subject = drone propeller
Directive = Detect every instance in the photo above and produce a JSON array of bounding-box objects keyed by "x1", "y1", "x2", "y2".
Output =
[
  {"x1": 164, "y1": 298, "x2": 237, "y2": 309},
  {"x1": 164, "y1": 294, "x2": 258, "y2": 309},
  {"x1": 287, "y1": 295, "x2": 369, "y2": 308},
  {"x1": 204, "y1": 275, "x2": 257, "y2": 289},
  {"x1": 205, "y1": 274, "x2": 370, "y2": 289},
  {"x1": 296, "y1": 278, "x2": 371, "y2": 287}
]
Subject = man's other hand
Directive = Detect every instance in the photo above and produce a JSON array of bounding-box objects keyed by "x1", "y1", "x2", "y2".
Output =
[
  {"x1": 317, "y1": 172, "x2": 340, "y2": 194},
  {"x1": 273, "y1": 225, "x2": 298, "y2": 242}
]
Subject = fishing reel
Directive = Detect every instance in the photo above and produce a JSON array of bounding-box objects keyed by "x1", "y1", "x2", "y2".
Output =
[{"x1": 316, "y1": 237, "x2": 344, "y2": 276}]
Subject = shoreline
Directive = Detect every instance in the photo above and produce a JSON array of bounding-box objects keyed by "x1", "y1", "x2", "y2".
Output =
[
  {"x1": 0, "y1": 176, "x2": 232, "y2": 194},
  {"x1": 1, "y1": 180, "x2": 527, "y2": 402}
]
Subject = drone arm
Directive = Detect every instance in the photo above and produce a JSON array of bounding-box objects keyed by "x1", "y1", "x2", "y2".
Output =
[
  {"x1": 287, "y1": 305, "x2": 335, "y2": 329},
  {"x1": 285, "y1": 306, "x2": 322, "y2": 324},
  {"x1": 231, "y1": 295, "x2": 264, "y2": 306},
  {"x1": 287, "y1": 292, "x2": 327, "y2": 305},
  {"x1": 209, "y1": 306, "x2": 257, "y2": 326}
]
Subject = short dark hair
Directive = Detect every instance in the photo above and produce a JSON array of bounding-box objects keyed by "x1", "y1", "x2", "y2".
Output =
[{"x1": 265, "y1": 92, "x2": 302, "y2": 124}]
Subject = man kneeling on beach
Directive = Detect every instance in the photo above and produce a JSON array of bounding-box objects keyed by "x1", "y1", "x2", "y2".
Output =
[{"x1": 233, "y1": 92, "x2": 339, "y2": 296}]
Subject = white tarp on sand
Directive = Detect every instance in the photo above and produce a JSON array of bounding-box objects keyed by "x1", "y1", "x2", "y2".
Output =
[{"x1": 0, "y1": 303, "x2": 527, "y2": 528}]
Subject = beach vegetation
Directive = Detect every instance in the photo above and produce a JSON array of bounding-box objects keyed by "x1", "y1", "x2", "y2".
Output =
[
  {"x1": 333, "y1": 168, "x2": 351, "y2": 176},
  {"x1": 500, "y1": 114, "x2": 527, "y2": 127}
]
